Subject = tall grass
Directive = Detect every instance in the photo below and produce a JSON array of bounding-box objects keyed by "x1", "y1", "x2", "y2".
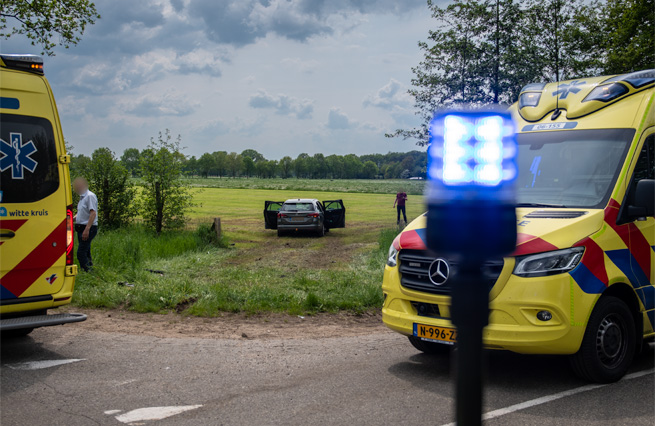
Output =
[{"x1": 72, "y1": 225, "x2": 397, "y2": 316}]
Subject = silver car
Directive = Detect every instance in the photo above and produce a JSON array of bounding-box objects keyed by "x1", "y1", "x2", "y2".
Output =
[{"x1": 264, "y1": 198, "x2": 346, "y2": 237}]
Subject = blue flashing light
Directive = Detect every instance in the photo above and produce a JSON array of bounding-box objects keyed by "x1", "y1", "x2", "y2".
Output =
[{"x1": 429, "y1": 111, "x2": 517, "y2": 188}]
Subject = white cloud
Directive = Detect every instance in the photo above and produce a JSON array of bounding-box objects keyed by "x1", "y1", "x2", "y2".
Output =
[
  {"x1": 363, "y1": 78, "x2": 412, "y2": 109},
  {"x1": 121, "y1": 92, "x2": 199, "y2": 117},
  {"x1": 248, "y1": 90, "x2": 314, "y2": 119},
  {"x1": 327, "y1": 108, "x2": 356, "y2": 130}
]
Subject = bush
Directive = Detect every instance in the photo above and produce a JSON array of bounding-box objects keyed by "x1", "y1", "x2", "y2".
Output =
[
  {"x1": 87, "y1": 148, "x2": 137, "y2": 229},
  {"x1": 140, "y1": 130, "x2": 194, "y2": 234}
]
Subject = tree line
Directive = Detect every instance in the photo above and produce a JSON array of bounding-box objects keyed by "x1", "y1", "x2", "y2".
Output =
[
  {"x1": 72, "y1": 148, "x2": 428, "y2": 181},
  {"x1": 389, "y1": 0, "x2": 655, "y2": 144}
]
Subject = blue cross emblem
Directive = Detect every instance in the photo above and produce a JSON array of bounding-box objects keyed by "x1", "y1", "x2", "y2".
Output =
[
  {"x1": 0, "y1": 133, "x2": 38, "y2": 179},
  {"x1": 552, "y1": 80, "x2": 586, "y2": 99}
]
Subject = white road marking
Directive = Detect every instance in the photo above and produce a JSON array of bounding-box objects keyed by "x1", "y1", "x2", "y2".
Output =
[
  {"x1": 114, "y1": 405, "x2": 203, "y2": 424},
  {"x1": 5, "y1": 359, "x2": 85, "y2": 370},
  {"x1": 441, "y1": 368, "x2": 654, "y2": 426},
  {"x1": 104, "y1": 410, "x2": 122, "y2": 415}
]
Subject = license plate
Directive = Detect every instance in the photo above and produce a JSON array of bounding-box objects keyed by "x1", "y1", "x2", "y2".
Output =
[
  {"x1": 413, "y1": 323, "x2": 457, "y2": 345},
  {"x1": 290, "y1": 217, "x2": 305, "y2": 222}
]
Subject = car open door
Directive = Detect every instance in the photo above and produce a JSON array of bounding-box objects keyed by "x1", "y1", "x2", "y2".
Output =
[
  {"x1": 264, "y1": 201, "x2": 284, "y2": 229},
  {"x1": 323, "y1": 200, "x2": 346, "y2": 229}
]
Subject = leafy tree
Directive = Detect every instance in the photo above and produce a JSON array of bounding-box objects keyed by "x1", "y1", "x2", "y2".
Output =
[
  {"x1": 279, "y1": 156, "x2": 293, "y2": 178},
  {"x1": 69, "y1": 153, "x2": 91, "y2": 179},
  {"x1": 570, "y1": 0, "x2": 655, "y2": 74},
  {"x1": 140, "y1": 130, "x2": 193, "y2": 234},
  {"x1": 362, "y1": 160, "x2": 378, "y2": 179},
  {"x1": 226, "y1": 152, "x2": 243, "y2": 177},
  {"x1": 87, "y1": 148, "x2": 136, "y2": 229},
  {"x1": 0, "y1": 0, "x2": 100, "y2": 55},
  {"x1": 294, "y1": 153, "x2": 309, "y2": 178},
  {"x1": 198, "y1": 153, "x2": 215, "y2": 178},
  {"x1": 242, "y1": 156, "x2": 255, "y2": 178},
  {"x1": 241, "y1": 149, "x2": 265, "y2": 163},
  {"x1": 121, "y1": 148, "x2": 141, "y2": 177},
  {"x1": 212, "y1": 151, "x2": 228, "y2": 177},
  {"x1": 387, "y1": 0, "x2": 585, "y2": 146},
  {"x1": 184, "y1": 155, "x2": 198, "y2": 176}
]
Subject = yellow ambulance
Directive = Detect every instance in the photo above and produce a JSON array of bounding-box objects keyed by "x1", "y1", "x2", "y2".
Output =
[
  {"x1": 0, "y1": 54, "x2": 86, "y2": 336},
  {"x1": 382, "y1": 70, "x2": 654, "y2": 383}
]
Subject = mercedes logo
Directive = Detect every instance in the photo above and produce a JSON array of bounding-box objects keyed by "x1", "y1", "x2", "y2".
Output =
[{"x1": 428, "y1": 258, "x2": 450, "y2": 286}]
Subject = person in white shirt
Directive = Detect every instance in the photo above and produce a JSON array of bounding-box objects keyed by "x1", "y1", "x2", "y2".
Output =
[{"x1": 72, "y1": 177, "x2": 98, "y2": 272}]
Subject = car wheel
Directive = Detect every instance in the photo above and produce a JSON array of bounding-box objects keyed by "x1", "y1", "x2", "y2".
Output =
[
  {"x1": 277, "y1": 229, "x2": 285, "y2": 237},
  {"x1": 317, "y1": 225, "x2": 325, "y2": 237},
  {"x1": 569, "y1": 296, "x2": 636, "y2": 383},
  {"x1": 408, "y1": 335, "x2": 451, "y2": 355},
  {"x1": 1, "y1": 328, "x2": 34, "y2": 338}
]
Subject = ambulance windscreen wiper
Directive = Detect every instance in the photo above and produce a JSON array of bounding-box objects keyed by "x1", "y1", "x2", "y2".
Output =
[{"x1": 516, "y1": 202, "x2": 568, "y2": 208}]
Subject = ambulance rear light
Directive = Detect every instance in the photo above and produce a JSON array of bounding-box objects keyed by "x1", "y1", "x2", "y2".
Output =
[
  {"x1": 583, "y1": 82, "x2": 628, "y2": 103},
  {"x1": 0, "y1": 54, "x2": 44, "y2": 75},
  {"x1": 66, "y1": 206, "x2": 74, "y2": 265}
]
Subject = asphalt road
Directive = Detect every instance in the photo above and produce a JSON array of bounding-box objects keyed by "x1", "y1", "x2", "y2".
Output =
[{"x1": 1, "y1": 325, "x2": 653, "y2": 425}]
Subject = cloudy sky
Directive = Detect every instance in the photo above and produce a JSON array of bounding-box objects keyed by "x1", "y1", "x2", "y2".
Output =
[{"x1": 3, "y1": 0, "x2": 435, "y2": 159}]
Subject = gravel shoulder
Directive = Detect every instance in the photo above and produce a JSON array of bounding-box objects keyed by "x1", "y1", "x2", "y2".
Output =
[{"x1": 58, "y1": 306, "x2": 390, "y2": 340}]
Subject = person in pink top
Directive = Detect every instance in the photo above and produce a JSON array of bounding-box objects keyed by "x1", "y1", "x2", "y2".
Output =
[{"x1": 393, "y1": 190, "x2": 407, "y2": 225}]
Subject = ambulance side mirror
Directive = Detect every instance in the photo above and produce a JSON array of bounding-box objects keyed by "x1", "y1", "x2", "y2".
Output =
[{"x1": 628, "y1": 179, "x2": 654, "y2": 219}]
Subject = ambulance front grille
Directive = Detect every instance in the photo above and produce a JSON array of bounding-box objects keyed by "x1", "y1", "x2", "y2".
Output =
[{"x1": 398, "y1": 250, "x2": 504, "y2": 295}]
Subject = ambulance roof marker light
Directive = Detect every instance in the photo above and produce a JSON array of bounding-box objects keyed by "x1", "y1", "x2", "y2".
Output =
[{"x1": 0, "y1": 54, "x2": 44, "y2": 75}]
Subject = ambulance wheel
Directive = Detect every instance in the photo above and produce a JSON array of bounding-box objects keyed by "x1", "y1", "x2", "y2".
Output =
[
  {"x1": 408, "y1": 336, "x2": 451, "y2": 355},
  {"x1": 1, "y1": 328, "x2": 34, "y2": 338},
  {"x1": 570, "y1": 296, "x2": 636, "y2": 383}
]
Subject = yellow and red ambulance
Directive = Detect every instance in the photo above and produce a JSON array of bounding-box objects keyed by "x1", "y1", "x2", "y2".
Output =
[
  {"x1": 0, "y1": 54, "x2": 86, "y2": 336},
  {"x1": 382, "y1": 70, "x2": 655, "y2": 383}
]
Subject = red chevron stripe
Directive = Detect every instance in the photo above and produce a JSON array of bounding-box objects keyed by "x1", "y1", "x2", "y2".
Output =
[
  {"x1": 604, "y1": 199, "x2": 652, "y2": 281},
  {"x1": 399, "y1": 230, "x2": 427, "y2": 250},
  {"x1": 0, "y1": 219, "x2": 67, "y2": 297},
  {"x1": 574, "y1": 237, "x2": 609, "y2": 285},
  {"x1": 0, "y1": 219, "x2": 28, "y2": 231},
  {"x1": 0, "y1": 219, "x2": 28, "y2": 246},
  {"x1": 513, "y1": 233, "x2": 558, "y2": 256}
]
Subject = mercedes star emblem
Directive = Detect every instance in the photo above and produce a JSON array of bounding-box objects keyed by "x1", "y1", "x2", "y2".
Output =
[{"x1": 428, "y1": 258, "x2": 450, "y2": 286}]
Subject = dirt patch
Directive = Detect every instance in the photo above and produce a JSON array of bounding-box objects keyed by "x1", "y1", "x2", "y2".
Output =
[
  {"x1": 60, "y1": 307, "x2": 391, "y2": 340},
  {"x1": 228, "y1": 231, "x2": 374, "y2": 271}
]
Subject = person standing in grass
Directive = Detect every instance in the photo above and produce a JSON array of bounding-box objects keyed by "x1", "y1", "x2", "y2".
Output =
[
  {"x1": 394, "y1": 189, "x2": 407, "y2": 225},
  {"x1": 73, "y1": 177, "x2": 98, "y2": 272}
]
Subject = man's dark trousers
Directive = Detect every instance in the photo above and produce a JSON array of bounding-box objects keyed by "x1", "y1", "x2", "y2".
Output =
[
  {"x1": 76, "y1": 224, "x2": 97, "y2": 272},
  {"x1": 397, "y1": 205, "x2": 407, "y2": 224}
]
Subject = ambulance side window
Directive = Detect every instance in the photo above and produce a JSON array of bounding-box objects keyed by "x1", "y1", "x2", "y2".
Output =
[{"x1": 632, "y1": 135, "x2": 654, "y2": 182}]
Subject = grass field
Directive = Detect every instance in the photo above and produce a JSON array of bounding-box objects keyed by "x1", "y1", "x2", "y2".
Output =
[
  {"x1": 73, "y1": 182, "x2": 426, "y2": 316},
  {"x1": 183, "y1": 177, "x2": 426, "y2": 195}
]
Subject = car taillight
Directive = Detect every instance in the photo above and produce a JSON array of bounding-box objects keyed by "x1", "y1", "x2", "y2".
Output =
[
  {"x1": 66, "y1": 205, "x2": 74, "y2": 265},
  {"x1": 308, "y1": 213, "x2": 320, "y2": 218},
  {"x1": 278, "y1": 213, "x2": 288, "y2": 218}
]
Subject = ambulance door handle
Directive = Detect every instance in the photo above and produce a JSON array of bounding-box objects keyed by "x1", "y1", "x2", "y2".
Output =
[{"x1": 0, "y1": 231, "x2": 16, "y2": 241}]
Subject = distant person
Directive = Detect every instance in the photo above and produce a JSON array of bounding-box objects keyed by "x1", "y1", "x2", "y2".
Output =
[
  {"x1": 394, "y1": 190, "x2": 407, "y2": 225},
  {"x1": 73, "y1": 177, "x2": 98, "y2": 272}
]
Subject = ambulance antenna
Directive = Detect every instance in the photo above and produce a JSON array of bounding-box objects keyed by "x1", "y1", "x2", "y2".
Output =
[{"x1": 551, "y1": 0, "x2": 562, "y2": 120}]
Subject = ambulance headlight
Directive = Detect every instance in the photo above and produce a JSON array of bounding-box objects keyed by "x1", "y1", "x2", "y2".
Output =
[
  {"x1": 387, "y1": 244, "x2": 399, "y2": 267},
  {"x1": 513, "y1": 247, "x2": 584, "y2": 277},
  {"x1": 583, "y1": 83, "x2": 628, "y2": 103}
]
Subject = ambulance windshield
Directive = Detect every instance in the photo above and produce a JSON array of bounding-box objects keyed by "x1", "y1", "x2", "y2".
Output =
[{"x1": 516, "y1": 128, "x2": 635, "y2": 209}]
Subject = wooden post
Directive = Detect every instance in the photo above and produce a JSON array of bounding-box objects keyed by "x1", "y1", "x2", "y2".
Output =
[{"x1": 211, "y1": 217, "x2": 222, "y2": 240}]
